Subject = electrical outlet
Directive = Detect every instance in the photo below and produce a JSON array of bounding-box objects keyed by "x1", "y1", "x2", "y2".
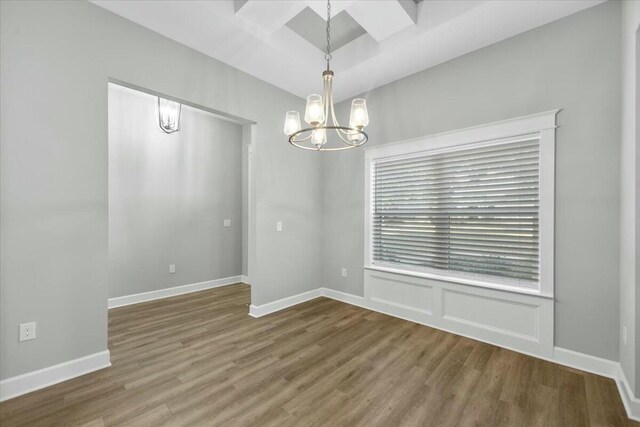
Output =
[
  {"x1": 169, "y1": 264, "x2": 176, "y2": 274},
  {"x1": 622, "y1": 325, "x2": 628, "y2": 346},
  {"x1": 341, "y1": 268, "x2": 347, "y2": 278},
  {"x1": 19, "y1": 322, "x2": 36, "y2": 342},
  {"x1": 223, "y1": 219, "x2": 231, "y2": 227},
  {"x1": 276, "y1": 221, "x2": 283, "y2": 232}
]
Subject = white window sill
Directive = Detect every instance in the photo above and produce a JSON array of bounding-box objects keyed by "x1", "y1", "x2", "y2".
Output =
[{"x1": 363, "y1": 265, "x2": 554, "y2": 299}]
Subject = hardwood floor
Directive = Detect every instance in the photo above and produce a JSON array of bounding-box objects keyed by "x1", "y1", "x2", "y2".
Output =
[{"x1": 0, "y1": 283, "x2": 636, "y2": 426}]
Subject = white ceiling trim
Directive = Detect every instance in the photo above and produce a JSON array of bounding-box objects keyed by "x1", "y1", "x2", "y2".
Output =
[{"x1": 91, "y1": 0, "x2": 604, "y2": 102}]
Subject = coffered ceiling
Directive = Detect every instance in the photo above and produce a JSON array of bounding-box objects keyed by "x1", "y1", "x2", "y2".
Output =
[{"x1": 91, "y1": 0, "x2": 604, "y2": 101}]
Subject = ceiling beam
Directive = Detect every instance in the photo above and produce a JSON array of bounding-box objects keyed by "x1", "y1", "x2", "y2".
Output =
[
  {"x1": 397, "y1": 0, "x2": 419, "y2": 24},
  {"x1": 306, "y1": 0, "x2": 353, "y2": 21},
  {"x1": 346, "y1": 0, "x2": 418, "y2": 41},
  {"x1": 233, "y1": 0, "x2": 249, "y2": 13},
  {"x1": 234, "y1": 0, "x2": 307, "y2": 34}
]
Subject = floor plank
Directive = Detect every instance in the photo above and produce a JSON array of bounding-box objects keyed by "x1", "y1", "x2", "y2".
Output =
[{"x1": 0, "y1": 284, "x2": 636, "y2": 426}]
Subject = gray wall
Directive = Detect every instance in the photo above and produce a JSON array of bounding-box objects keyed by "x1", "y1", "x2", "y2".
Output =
[
  {"x1": 1, "y1": 0, "x2": 322, "y2": 380},
  {"x1": 637, "y1": 24, "x2": 640, "y2": 398},
  {"x1": 108, "y1": 84, "x2": 242, "y2": 298},
  {"x1": 0, "y1": 0, "x2": 626, "y2": 381},
  {"x1": 620, "y1": 0, "x2": 640, "y2": 395},
  {"x1": 322, "y1": 1, "x2": 621, "y2": 361}
]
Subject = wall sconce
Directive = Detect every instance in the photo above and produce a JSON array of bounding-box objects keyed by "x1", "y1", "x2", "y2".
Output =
[{"x1": 158, "y1": 97, "x2": 181, "y2": 134}]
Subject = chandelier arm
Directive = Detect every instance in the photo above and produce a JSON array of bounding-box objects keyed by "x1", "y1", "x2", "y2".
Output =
[
  {"x1": 330, "y1": 99, "x2": 359, "y2": 145},
  {"x1": 328, "y1": 79, "x2": 338, "y2": 126},
  {"x1": 323, "y1": 77, "x2": 330, "y2": 126},
  {"x1": 289, "y1": 126, "x2": 368, "y2": 150},
  {"x1": 330, "y1": 107, "x2": 349, "y2": 135},
  {"x1": 325, "y1": 77, "x2": 332, "y2": 126},
  {"x1": 323, "y1": 76, "x2": 361, "y2": 145},
  {"x1": 327, "y1": 79, "x2": 351, "y2": 137},
  {"x1": 289, "y1": 129, "x2": 314, "y2": 143},
  {"x1": 335, "y1": 127, "x2": 365, "y2": 146},
  {"x1": 290, "y1": 127, "x2": 365, "y2": 147},
  {"x1": 335, "y1": 128, "x2": 355, "y2": 144},
  {"x1": 290, "y1": 143, "x2": 362, "y2": 151}
]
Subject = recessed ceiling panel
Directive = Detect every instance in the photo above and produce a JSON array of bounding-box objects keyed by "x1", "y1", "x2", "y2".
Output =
[
  {"x1": 286, "y1": 7, "x2": 367, "y2": 53},
  {"x1": 90, "y1": 0, "x2": 606, "y2": 101}
]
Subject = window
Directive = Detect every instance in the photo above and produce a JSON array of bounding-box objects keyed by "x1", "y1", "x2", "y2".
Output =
[{"x1": 365, "y1": 111, "x2": 557, "y2": 296}]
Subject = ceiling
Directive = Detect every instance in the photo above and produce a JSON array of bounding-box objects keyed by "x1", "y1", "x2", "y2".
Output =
[{"x1": 91, "y1": 0, "x2": 604, "y2": 102}]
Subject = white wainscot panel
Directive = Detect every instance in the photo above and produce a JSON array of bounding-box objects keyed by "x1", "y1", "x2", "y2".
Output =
[
  {"x1": 442, "y1": 290, "x2": 538, "y2": 341},
  {"x1": 363, "y1": 268, "x2": 553, "y2": 359},
  {"x1": 366, "y1": 272, "x2": 434, "y2": 324}
]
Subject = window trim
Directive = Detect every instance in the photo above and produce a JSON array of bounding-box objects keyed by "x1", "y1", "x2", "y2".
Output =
[{"x1": 364, "y1": 110, "x2": 558, "y2": 298}]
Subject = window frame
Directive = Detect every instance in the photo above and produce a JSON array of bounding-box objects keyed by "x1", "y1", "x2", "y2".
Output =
[{"x1": 364, "y1": 110, "x2": 558, "y2": 298}]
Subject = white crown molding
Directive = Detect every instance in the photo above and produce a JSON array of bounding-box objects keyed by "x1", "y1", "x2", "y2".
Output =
[
  {"x1": 108, "y1": 275, "x2": 246, "y2": 309},
  {"x1": 0, "y1": 350, "x2": 111, "y2": 402}
]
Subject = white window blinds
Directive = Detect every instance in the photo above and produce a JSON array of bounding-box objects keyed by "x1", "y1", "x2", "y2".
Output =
[{"x1": 371, "y1": 137, "x2": 540, "y2": 288}]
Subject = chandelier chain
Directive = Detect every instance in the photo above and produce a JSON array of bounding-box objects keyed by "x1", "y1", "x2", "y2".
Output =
[{"x1": 325, "y1": 0, "x2": 332, "y2": 68}]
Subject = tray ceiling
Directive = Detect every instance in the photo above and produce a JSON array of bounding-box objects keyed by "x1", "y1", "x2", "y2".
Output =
[{"x1": 91, "y1": 0, "x2": 604, "y2": 101}]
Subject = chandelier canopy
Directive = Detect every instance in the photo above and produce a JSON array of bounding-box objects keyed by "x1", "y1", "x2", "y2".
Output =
[{"x1": 283, "y1": 0, "x2": 369, "y2": 151}]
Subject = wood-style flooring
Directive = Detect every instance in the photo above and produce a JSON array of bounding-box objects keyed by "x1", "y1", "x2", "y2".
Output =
[{"x1": 0, "y1": 283, "x2": 636, "y2": 426}]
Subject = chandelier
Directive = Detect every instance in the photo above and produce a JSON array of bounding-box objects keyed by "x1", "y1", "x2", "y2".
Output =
[
  {"x1": 158, "y1": 97, "x2": 181, "y2": 134},
  {"x1": 283, "y1": 0, "x2": 369, "y2": 151}
]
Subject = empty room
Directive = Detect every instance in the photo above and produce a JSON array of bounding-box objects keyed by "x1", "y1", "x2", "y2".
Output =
[{"x1": 0, "y1": 0, "x2": 639, "y2": 426}]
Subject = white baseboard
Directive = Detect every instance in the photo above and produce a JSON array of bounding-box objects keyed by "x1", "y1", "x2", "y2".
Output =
[
  {"x1": 108, "y1": 275, "x2": 246, "y2": 309},
  {"x1": 241, "y1": 275, "x2": 250, "y2": 284},
  {"x1": 5, "y1": 284, "x2": 635, "y2": 419},
  {"x1": 1, "y1": 277, "x2": 249, "y2": 402},
  {"x1": 250, "y1": 286, "x2": 640, "y2": 421},
  {"x1": 249, "y1": 288, "x2": 323, "y2": 318},
  {"x1": 321, "y1": 287, "x2": 367, "y2": 308},
  {"x1": 0, "y1": 350, "x2": 111, "y2": 402},
  {"x1": 553, "y1": 347, "x2": 639, "y2": 421},
  {"x1": 553, "y1": 347, "x2": 620, "y2": 378},
  {"x1": 616, "y1": 367, "x2": 640, "y2": 422}
]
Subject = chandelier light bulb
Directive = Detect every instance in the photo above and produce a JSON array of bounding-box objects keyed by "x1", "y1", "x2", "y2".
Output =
[
  {"x1": 348, "y1": 130, "x2": 364, "y2": 143},
  {"x1": 311, "y1": 128, "x2": 327, "y2": 148},
  {"x1": 283, "y1": 111, "x2": 301, "y2": 136},
  {"x1": 304, "y1": 94, "x2": 325, "y2": 125},
  {"x1": 349, "y1": 98, "x2": 369, "y2": 128},
  {"x1": 158, "y1": 97, "x2": 182, "y2": 134}
]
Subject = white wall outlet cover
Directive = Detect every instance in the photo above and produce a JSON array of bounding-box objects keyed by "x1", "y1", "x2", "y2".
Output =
[
  {"x1": 276, "y1": 221, "x2": 283, "y2": 232},
  {"x1": 19, "y1": 322, "x2": 36, "y2": 342},
  {"x1": 169, "y1": 264, "x2": 176, "y2": 274},
  {"x1": 224, "y1": 219, "x2": 231, "y2": 227},
  {"x1": 341, "y1": 268, "x2": 347, "y2": 277}
]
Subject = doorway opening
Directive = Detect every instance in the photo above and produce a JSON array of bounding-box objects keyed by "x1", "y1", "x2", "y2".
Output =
[{"x1": 107, "y1": 81, "x2": 255, "y2": 309}]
